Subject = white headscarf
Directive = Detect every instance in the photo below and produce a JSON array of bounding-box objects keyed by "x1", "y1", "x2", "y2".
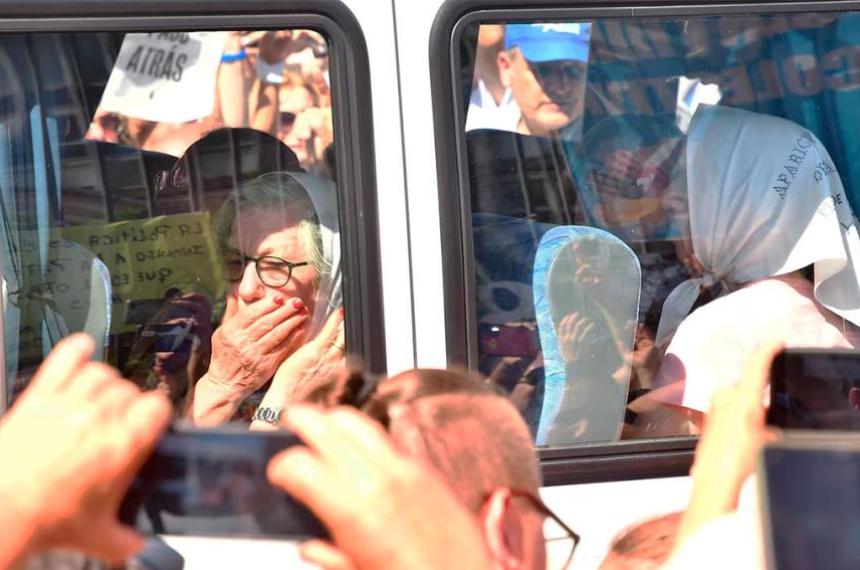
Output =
[
  {"x1": 656, "y1": 105, "x2": 860, "y2": 346},
  {"x1": 288, "y1": 172, "x2": 342, "y2": 336}
]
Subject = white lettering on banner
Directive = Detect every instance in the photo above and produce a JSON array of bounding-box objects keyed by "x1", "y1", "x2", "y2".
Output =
[{"x1": 96, "y1": 32, "x2": 227, "y2": 124}]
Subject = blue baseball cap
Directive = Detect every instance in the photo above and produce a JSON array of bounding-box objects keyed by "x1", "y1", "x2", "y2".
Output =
[{"x1": 504, "y1": 23, "x2": 591, "y2": 63}]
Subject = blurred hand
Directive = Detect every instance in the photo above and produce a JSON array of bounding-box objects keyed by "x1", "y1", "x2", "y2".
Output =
[
  {"x1": 557, "y1": 312, "x2": 596, "y2": 362},
  {"x1": 0, "y1": 334, "x2": 171, "y2": 564},
  {"x1": 206, "y1": 295, "x2": 308, "y2": 400},
  {"x1": 628, "y1": 323, "x2": 660, "y2": 387},
  {"x1": 675, "y1": 339, "x2": 783, "y2": 551},
  {"x1": 259, "y1": 30, "x2": 295, "y2": 65},
  {"x1": 267, "y1": 405, "x2": 491, "y2": 570}
]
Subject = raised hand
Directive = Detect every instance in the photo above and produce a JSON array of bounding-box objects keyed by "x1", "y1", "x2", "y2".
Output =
[{"x1": 0, "y1": 334, "x2": 171, "y2": 566}]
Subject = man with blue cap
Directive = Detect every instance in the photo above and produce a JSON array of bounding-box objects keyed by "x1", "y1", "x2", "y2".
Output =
[{"x1": 497, "y1": 23, "x2": 591, "y2": 139}]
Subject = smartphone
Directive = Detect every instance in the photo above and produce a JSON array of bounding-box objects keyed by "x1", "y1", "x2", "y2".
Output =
[
  {"x1": 758, "y1": 438, "x2": 860, "y2": 569},
  {"x1": 767, "y1": 348, "x2": 860, "y2": 430},
  {"x1": 126, "y1": 298, "x2": 168, "y2": 326},
  {"x1": 141, "y1": 323, "x2": 195, "y2": 353},
  {"x1": 125, "y1": 289, "x2": 185, "y2": 325},
  {"x1": 120, "y1": 427, "x2": 328, "y2": 539},
  {"x1": 479, "y1": 323, "x2": 539, "y2": 358}
]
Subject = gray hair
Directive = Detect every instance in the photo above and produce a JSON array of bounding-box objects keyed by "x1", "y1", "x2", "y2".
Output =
[{"x1": 214, "y1": 172, "x2": 326, "y2": 281}]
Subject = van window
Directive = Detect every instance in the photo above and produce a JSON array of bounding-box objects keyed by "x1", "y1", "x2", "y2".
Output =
[
  {"x1": 460, "y1": 14, "x2": 860, "y2": 447},
  {"x1": 0, "y1": 29, "x2": 344, "y2": 422}
]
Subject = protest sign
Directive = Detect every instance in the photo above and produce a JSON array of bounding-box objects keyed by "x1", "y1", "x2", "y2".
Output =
[
  {"x1": 97, "y1": 32, "x2": 228, "y2": 123},
  {"x1": 61, "y1": 212, "x2": 227, "y2": 331},
  {"x1": 11, "y1": 212, "x2": 227, "y2": 353}
]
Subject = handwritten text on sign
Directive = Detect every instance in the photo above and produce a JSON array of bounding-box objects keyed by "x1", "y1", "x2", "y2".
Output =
[{"x1": 60, "y1": 213, "x2": 227, "y2": 331}]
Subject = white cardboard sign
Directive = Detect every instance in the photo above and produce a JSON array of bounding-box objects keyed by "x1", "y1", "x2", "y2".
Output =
[{"x1": 97, "y1": 32, "x2": 227, "y2": 124}]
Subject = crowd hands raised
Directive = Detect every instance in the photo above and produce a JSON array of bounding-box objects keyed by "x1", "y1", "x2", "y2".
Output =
[
  {"x1": 86, "y1": 29, "x2": 333, "y2": 176},
  {"x1": 0, "y1": 326, "x2": 790, "y2": 570}
]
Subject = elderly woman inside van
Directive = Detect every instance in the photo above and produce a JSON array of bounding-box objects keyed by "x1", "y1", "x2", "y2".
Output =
[
  {"x1": 648, "y1": 105, "x2": 860, "y2": 414},
  {"x1": 188, "y1": 171, "x2": 344, "y2": 426}
]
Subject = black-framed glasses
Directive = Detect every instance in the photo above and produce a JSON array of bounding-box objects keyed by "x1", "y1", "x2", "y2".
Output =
[
  {"x1": 505, "y1": 489, "x2": 581, "y2": 570},
  {"x1": 223, "y1": 247, "x2": 309, "y2": 287}
]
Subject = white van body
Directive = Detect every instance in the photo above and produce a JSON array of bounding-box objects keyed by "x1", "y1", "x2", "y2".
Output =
[{"x1": 26, "y1": 0, "x2": 837, "y2": 566}]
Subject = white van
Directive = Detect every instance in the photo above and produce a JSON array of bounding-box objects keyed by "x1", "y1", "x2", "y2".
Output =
[{"x1": 2, "y1": 0, "x2": 859, "y2": 567}]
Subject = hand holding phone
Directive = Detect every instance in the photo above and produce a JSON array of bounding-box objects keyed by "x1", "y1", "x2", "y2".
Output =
[{"x1": 120, "y1": 427, "x2": 328, "y2": 539}]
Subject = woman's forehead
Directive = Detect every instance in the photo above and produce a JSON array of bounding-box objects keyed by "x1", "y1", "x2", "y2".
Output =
[{"x1": 230, "y1": 208, "x2": 306, "y2": 253}]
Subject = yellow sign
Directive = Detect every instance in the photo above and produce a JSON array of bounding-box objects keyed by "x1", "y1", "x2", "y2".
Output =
[{"x1": 60, "y1": 212, "x2": 227, "y2": 331}]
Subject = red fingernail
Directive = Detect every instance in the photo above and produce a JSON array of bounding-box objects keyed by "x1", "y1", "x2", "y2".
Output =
[
  {"x1": 274, "y1": 297, "x2": 285, "y2": 306},
  {"x1": 292, "y1": 298, "x2": 304, "y2": 310}
]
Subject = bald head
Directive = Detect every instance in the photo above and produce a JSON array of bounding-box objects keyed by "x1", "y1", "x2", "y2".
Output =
[
  {"x1": 362, "y1": 369, "x2": 541, "y2": 513},
  {"x1": 600, "y1": 512, "x2": 682, "y2": 570}
]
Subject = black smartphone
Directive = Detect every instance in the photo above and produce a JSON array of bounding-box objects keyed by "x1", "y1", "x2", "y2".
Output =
[
  {"x1": 767, "y1": 348, "x2": 860, "y2": 430},
  {"x1": 141, "y1": 323, "x2": 195, "y2": 353},
  {"x1": 120, "y1": 427, "x2": 328, "y2": 539},
  {"x1": 126, "y1": 298, "x2": 170, "y2": 326},
  {"x1": 759, "y1": 439, "x2": 860, "y2": 570}
]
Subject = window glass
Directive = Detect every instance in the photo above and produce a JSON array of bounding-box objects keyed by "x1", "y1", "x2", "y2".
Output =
[
  {"x1": 0, "y1": 30, "x2": 345, "y2": 425},
  {"x1": 460, "y1": 14, "x2": 860, "y2": 446}
]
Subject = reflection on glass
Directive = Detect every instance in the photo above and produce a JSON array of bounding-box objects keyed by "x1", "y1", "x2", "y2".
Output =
[
  {"x1": 473, "y1": 23, "x2": 591, "y2": 140},
  {"x1": 189, "y1": 171, "x2": 342, "y2": 425},
  {"x1": 533, "y1": 227, "x2": 640, "y2": 445},
  {"x1": 0, "y1": 29, "x2": 344, "y2": 420},
  {"x1": 647, "y1": 105, "x2": 860, "y2": 413},
  {"x1": 463, "y1": 13, "x2": 860, "y2": 446}
]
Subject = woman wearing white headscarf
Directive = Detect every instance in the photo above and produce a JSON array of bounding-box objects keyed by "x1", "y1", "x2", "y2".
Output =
[
  {"x1": 652, "y1": 105, "x2": 860, "y2": 412},
  {"x1": 190, "y1": 171, "x2": 344, "y2": 426}
]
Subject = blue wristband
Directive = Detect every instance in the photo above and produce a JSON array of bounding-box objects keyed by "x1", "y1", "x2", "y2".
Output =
[{"x1": 221, "y1": 50, "x2": 247, "y2": 63}]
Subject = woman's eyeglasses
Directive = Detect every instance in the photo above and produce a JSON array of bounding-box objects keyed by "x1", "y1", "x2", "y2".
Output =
[{"x1": 223, "y1": 247, "x2": 309, "y2": 287}]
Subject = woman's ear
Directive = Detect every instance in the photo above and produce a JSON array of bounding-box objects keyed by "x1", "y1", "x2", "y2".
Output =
[{"x1": 481, "y1": 488, "x2": 526, "y2": 570}]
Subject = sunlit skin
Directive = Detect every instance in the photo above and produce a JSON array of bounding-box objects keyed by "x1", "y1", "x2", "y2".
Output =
[
  {"x1": 379, "y1": 372, "x2": 548, "y2": 570},
  {"x1": 227, "y1": 206, "x2": 319, "y2": 346},
  {"x1": 188, "y1": 206, "x2": 328, "y2": 426},
  {"x1": 473, "y1": 25, "x2": 507, "y2": 105},
  {"x1": 497, "y1": 48, "x2": 586, "y2": 137}
]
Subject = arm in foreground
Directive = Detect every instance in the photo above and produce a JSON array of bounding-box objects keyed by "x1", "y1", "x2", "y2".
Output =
[
  {"x1": 671, "y1": 339, "x2": 782, "y2": 555},
  {"x1": 0, "y1": 334, "x2": 171, "y2": 569},
  {"x1": 267, "y1": 405, "x2": 491, "y2": 570}
]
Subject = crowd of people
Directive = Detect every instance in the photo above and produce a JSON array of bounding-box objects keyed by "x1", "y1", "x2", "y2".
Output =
[
  {"x1": 86, "y1": 30, "x2": 334, "y2": 178},
  {"x1": 465, "y1": 21, "x2": 860, "y2": 446},
  {"x1": 0, "y1": 331, "x2": 794, "y2": 569},
  {"x1": 1, "y1": 20, "x2": 858, "y2": 570}
]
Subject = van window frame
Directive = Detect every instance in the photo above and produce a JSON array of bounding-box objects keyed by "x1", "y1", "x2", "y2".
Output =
[
  {"x1": 430, "y1": 0, "x2": 860, "y2": 483},
  {"x1": 0, "y1": 0, "x2": 386, "y2": 411}
]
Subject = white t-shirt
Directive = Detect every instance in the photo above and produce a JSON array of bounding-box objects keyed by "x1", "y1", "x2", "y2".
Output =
[
  {"x1": 654, "y1": 274, "x2": 860, "y2": 412},
  {"x1": 465, "y1": 80, "x2": 521, "y2": 132}
]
